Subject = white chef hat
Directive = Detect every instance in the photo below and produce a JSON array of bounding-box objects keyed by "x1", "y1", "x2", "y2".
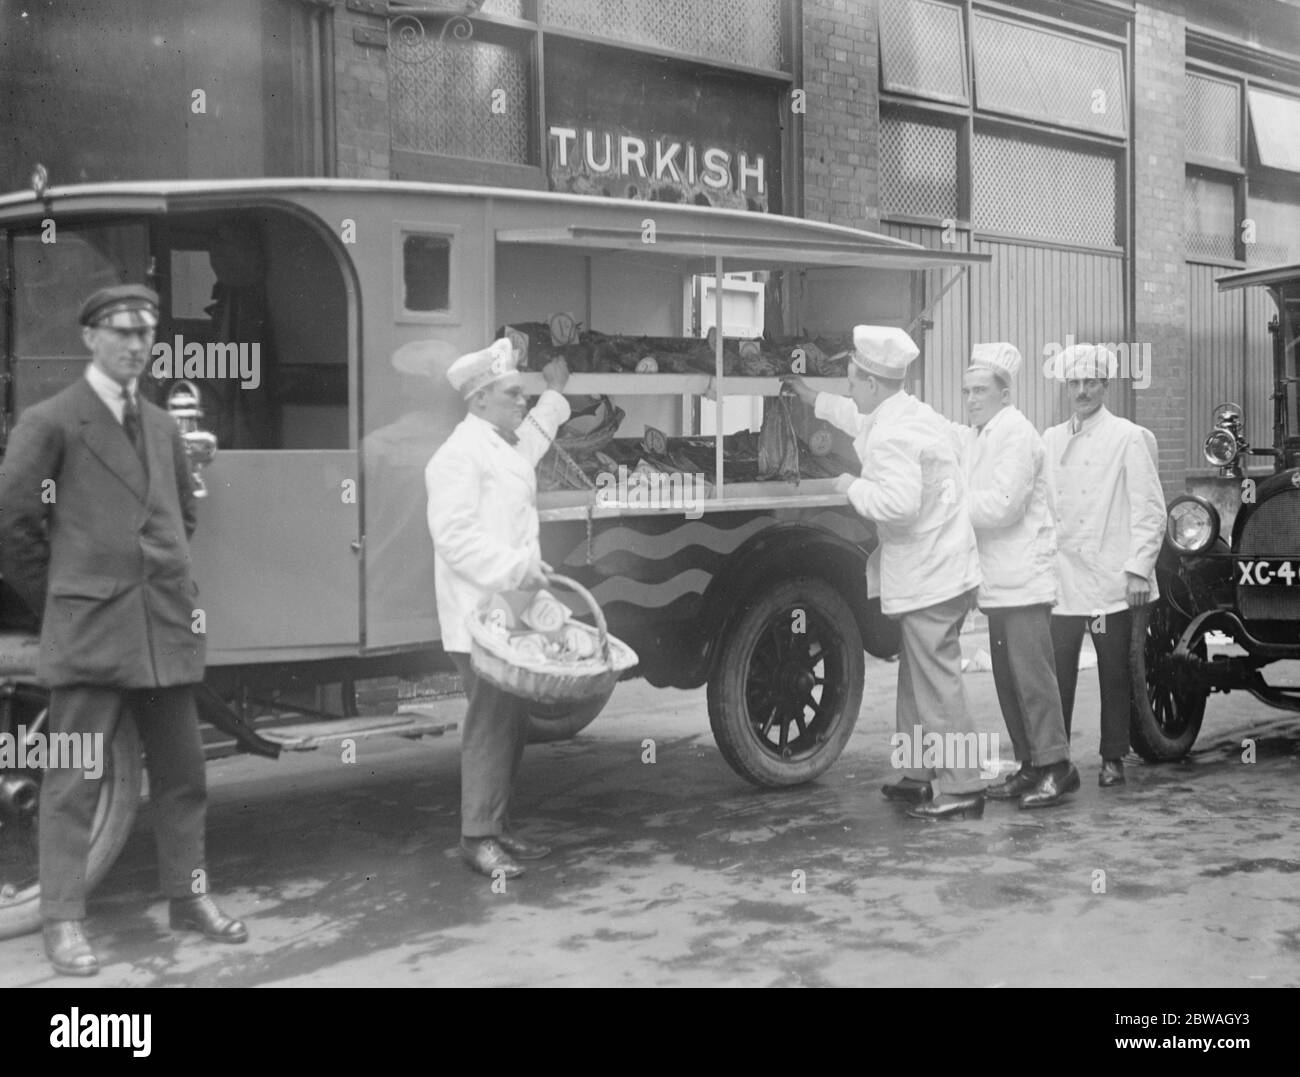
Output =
[
  {"x1": 968, "y1": 342, "x2": 1021, "y2": 386},
  {"x1": 1055, "y1": 342, "x2": 1116, "y2": 381},
  {"x1": 850, "y1": 325, "x2": 919, "y2": 380},
  {"x1": 447, "y1": 338, "x2": 517, "y2": 398}
]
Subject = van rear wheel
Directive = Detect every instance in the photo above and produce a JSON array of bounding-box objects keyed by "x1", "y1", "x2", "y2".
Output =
[
  {"x1": 0, "y1": 686, "x2": 142, "y2": 940},
  {"x1": 527, "y1": 687, "x2": 614, "y2": 743},
  {"x1": 708, "y1": 577, "x2": 864, "y2": 787},
  {"x1": 1129, "y1": 600, "x2": 1209, "y2": 762}
]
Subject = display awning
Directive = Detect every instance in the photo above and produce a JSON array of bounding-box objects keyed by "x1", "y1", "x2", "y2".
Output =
[
  {"x1": 1248, "y1": 88, "x2": 1300, "y2": 173},
  {"x1": 1216, "y1": 263, "x2": 1300, "y2": 291},
  {"x1": 495, "y1": 225, "x2": 992, "y2": 273}
]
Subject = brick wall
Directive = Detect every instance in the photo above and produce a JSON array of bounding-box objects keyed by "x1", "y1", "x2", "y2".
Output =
[
  {"x1": 332, "y1": 4, "x2": 390, "y2": 180},
  {"x1": 800, "y1": 0, "x2": 880, "y2": 229},
  {"x1": 1131, "y1": 1, "x2": 1189, "y2": 497}
]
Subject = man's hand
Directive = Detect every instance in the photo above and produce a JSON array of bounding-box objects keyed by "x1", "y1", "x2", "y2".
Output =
[
  {"x1": 832, "y1": 473, "x2": 858, "y2": 496},
  {"x1": 1125, "y1": 571, "x2": 1151, "y2": 608},
  {"x1": 542, "y1": 358, "x2": 570, "y2": 393},
  {"x1": 783, "y1": 375, "x2": 818, "y2": 406}
]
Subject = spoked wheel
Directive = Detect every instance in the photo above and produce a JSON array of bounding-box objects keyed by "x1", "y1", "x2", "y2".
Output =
[
  {"x1": 708, "y1": 577, "x2": 864, "y2": 787},
  {"x1": 0, "y1": 685, "x2": 142, "y2": 939},
  {"x1": 1129, "y1": 599, "x2": 1209, "y2": 762},
  {"x1": 527, "y1": 686, "x2": 615, "y2": 743}
]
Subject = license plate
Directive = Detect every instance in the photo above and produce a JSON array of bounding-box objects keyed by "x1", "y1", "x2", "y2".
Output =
[{"x1": 1237, "y1": 559, "x2": 1300, "y2": 586}]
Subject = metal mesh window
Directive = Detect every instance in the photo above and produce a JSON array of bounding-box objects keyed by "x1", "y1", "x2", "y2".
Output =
[
  {"x1": 542, "y1": 0, "x2": 784, "y2": 71},
  {"x1": 1246, "y1": 189, "x2": 1300, "y2": 265},
  {"x1": 1185, "y1": 73, "x2": 1240, "y2": 166},
  {"x1": 972, "y1": 13, "x2": 1126, "y2": 137},
  {"x1": 390, "y1": 36, "x2": 530, "y2": 163},
  {"x1": 879, "y1": 0, "x2": 968, "y2": 105},
  {"x1": 1184, "y1": 173, "x2": 1237, "y2": 261},
  {"x1": 972, "y1": 131, "x2": 1118, "y2": 246},
  {"x1": 881, "y1": 112, "x2": 959, "y2": 219}
]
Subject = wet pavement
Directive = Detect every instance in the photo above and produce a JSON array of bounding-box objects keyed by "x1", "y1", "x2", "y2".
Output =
[{"x1": 2, "y1": 632, "x2": 1298, "y2": 988}]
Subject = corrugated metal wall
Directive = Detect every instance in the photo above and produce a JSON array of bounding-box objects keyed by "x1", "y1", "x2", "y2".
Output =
[
  {"x1": 886, "y1": 223, "x2": 1127, "y2": 434},
  {"x1": 1185, "y1": 262, "x2": 1274, "y2": 468}
]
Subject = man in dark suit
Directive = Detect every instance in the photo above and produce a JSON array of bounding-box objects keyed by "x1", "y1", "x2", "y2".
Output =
[{"x1": 0, "y1": 284, "x2": 247, "y2": 976}]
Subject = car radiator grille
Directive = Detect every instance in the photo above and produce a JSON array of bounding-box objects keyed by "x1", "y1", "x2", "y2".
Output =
[{"x1": 1238, "y1": 488, "x2": 1300, "y2": 621}]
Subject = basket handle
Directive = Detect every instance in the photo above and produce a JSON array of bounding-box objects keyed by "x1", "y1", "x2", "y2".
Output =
[{"x1": 543, "y1": 571, "x2": 611, "y2": 667}]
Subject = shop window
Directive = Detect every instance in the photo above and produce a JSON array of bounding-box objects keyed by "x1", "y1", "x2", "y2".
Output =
[
  {"x1": 1247, "y1": 87, "x2": 1300, "y2": 173},
  {"x1": 972, "y1": 13, "x2": 1126, "y2": 137},
  {"x1": 1185, "y1": 73, "x2": 1241, "y2": 168},
  {"x1": 972, "y1": 130, "x2": 1118, "y2": 247},
  {"x1": 390, "y1": 36, "x2": 530, "y2": 164},
  {"x1": 879, "y1": 0, "x2": 968, "y2": 105},
  {"x1": 1184, "y1": 171, "x2": 1238, "y2": 262},
  {"x1": 402, "y1": 234, "x2": 452, "y2": 313},
  {"x1": 880, "y1": 111, "x2": 960, "y2": 219},
  {"x1": 541, "y1": 0, "x2": 783, "y2": 71}
]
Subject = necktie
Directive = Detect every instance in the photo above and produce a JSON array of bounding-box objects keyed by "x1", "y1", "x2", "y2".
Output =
[
  {"x1": 122, "y1": 389, "x2": 148, "y2": 469},
  {"x1": 494, "y1": 426, "x2": 520, "y2": 447}
]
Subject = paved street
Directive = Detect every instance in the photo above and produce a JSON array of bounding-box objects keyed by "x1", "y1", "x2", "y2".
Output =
[{"x1": 2, "y1": 631, "x2": 1298, "y2": 988}]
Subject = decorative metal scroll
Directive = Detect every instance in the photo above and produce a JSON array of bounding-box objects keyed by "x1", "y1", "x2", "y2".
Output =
[{"x1": 387, "y1": 1, "x2": 484, "y2": 62}]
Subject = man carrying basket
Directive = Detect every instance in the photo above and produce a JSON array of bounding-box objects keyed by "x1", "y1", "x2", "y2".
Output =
[{"x1": 425, "y1": 339, "x2": 570, "y2": 878}]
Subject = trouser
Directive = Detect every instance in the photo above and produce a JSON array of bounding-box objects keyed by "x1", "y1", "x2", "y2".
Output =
[
  {"x1": 1050, "y1": 608, "x2": 1134, "y2": 761},
  {"x1": 449, "y1": 653, "x2": 529, "y2": 839},
  {"x1": 987, "y1": 604, "x2": 1070, "y2": 768},
  {"x1": 40, "y1": 685, "x2": 207, "y2": 921},
  {"x1": 895, "y1": 589, "x2": 986, "y2": 795}
]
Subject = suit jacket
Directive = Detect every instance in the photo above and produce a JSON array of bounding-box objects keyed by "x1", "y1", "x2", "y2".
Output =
[
  {"x1": 0, "y1": 377, "x2": 205, "y2": 687},
  {"x1": 424, "y1": 391, "x2": 570, "y2": 652}
]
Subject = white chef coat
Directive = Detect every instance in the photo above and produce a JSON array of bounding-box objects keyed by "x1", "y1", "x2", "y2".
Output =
[
  {"x1": 817, "y1": 390, "x2": 980, "y2": 616},
  {"x1": 1041, "y1": 405, "x2": 1165, "y2": 616},
  {"x1": 425, "y1": 390, "x2": 570, "y2": 652},
  {"x1": 958, "y1": 405, "x2": 1057, "y2": 610}
]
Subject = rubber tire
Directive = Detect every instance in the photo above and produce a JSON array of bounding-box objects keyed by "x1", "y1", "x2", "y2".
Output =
[
  {"x1": 1129, "y1": 600, "x2": 1209, "y2": 762},
  {"x1": 527, "y1": 687, "x2": 614, "y2": 743},
  {"x1": 0, "y1": 698, "x2": 143, "y2": 940},
  {"x1": 707, "y1": 576, "x2": 865, "y2": 788}
]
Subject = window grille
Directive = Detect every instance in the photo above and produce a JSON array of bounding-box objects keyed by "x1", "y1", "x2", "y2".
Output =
[
  {"x1": 541, "y1": 0, "x2": 784, "y2": 71},
  {"x1": 1184, "y1": 173, "x2": 1237, "y2": 262},
  {"x1": 881, "y1": 112, "x2": 960, "y2": 219},
  {"x1": 972, "y1": 131, "x2": 1118, "y2": 246},
  {"x1": 390, "y1": 37, "x2": 530, "y2": 163},
  {"x1": 972, "y1": 13, "x2": 1126, "y2": 137},
  {"x1": 1185, "y1": 73, "x2": 1240, "y2": 166},
  {"x1": 879, "y1": 0, "x2": 968, "y2": 104}
]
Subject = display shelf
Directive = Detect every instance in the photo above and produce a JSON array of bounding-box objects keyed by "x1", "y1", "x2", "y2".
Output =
[{"x1": 519, "y1": 373, "x2": 848, "y2": 397}]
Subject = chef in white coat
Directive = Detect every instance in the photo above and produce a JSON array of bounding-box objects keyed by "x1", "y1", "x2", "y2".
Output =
[
  {"x1": 1041, "y1": 342, "x2": 1165, "y2": 788},
  {"x1": 425, "y1": 338, "x2": 570, "y2": 877},
  {"x1": 788, "y1": 326, "x2": 986, "y2": 820},
  {"x1": 958, "y1": 343, "x2": 1075, "y2": 808}
]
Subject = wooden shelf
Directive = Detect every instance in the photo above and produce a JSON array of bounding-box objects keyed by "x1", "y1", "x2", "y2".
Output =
[{"x1": 520, "y1": 373, "x2": 849, "y2": 397}]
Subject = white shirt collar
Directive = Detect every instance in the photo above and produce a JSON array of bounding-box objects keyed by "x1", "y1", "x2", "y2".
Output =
[
  {"x1": 1070, "y1": 403, "x2": 1110, "y2": 436},
  {"x1": 84, "y1": 363, "x2": 139, "y2": 423}
]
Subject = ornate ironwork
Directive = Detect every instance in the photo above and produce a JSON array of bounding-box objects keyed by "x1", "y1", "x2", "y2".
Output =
[{"x1": 387, "y1": 1, "x2": 483, "y2": 60}]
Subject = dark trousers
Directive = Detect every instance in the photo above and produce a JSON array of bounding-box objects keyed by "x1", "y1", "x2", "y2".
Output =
[
  {"x1": 987, "y1": 605, "x2": 1070, "y2": 768},
  {"x1": 449, "y1": 653, "x2": 529, "y2": 839},
  {"x1": 40, "y1": 685, "x2": 207, "y2": 921},
  {"x1": 1050, "y1": 609, "x2": 1135, "y2": 761}
]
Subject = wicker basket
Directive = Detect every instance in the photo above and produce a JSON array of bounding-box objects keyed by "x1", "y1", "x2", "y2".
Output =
[{"x1": 468, "y1": 573, "x2": 638, "y2": 704}]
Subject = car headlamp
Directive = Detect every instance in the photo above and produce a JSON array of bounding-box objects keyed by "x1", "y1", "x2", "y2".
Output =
[
  {"x1": 1166, "y1": 495, "x2": 1219, "y2": 555},
  {"x1": 1204, "y1": 428, "x2": 1240, "y2": 468}
]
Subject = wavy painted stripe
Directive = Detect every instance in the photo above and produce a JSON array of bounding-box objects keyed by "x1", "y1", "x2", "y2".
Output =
[
  {"x1": 562, "y1": 515, "x2": 772, "y2": 567},
  {"x1": 580, "y1": 545, "x2": 730, "y2": 583},
  {"x1": 586, "y1": 568, "x2": 714, "y2": 610}
]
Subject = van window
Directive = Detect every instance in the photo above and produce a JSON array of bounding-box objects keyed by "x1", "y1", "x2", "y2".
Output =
[{"x1": 401, "y1": 232, "x2": 451, "y2": 313}]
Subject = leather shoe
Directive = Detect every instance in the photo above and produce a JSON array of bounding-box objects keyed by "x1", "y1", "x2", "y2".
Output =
[
  {"x1": 497, "y1": 831, "x2": 551, "y2": 860},
  {"x1": 1098, "y1": 758, "x2": 1126, "y2": 787},
  {"x1": 169, "y1": 895, "x2": 249, "y2": 943},
  {"x1": 1020, "y1": 762, "x2": 1081, "y2": 809},
  {"x1": 460, "y1": 837, "x2": 524, "y2": 878},
  {"x1": 906, "y1": 792, "x2": 985, "y2": 821},
  {"x1": 43, "y1": 919, "x2": 98, "y2": 977},
  {"x1": 985, "y1": 765, "x2": 1040, "y2": 800},
  {"x1": 882, "y1": 777, "x2": 933, "y2": 803}
]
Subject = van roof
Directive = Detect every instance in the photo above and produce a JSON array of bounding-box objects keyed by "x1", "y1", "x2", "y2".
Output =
[
  {"x1": 0, "y1": 176, "x2": 991, "y2": 272},
  {"x1": 1216, "y1": 263, "x2": 1300, "y2": 291}
]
